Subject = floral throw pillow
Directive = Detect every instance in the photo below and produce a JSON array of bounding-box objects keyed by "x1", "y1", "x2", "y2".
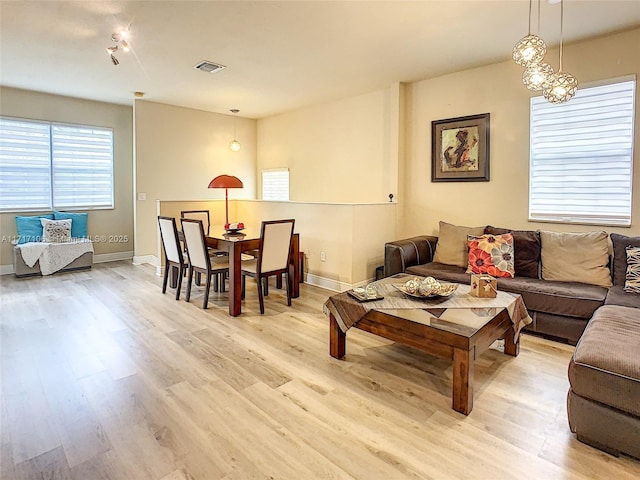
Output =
[
  {"x1": 467, "y1": 233, "x2": 515, "y2": 278},
  {"x1": 624, "y1": 246, "x2": 640, "y2": 294}
]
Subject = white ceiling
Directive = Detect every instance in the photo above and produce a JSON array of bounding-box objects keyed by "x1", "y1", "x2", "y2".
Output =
[{"x1": 1, "y1": 1, "x2": 639, "y2": 119}]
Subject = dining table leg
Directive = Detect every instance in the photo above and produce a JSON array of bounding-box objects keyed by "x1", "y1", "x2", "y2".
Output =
[{"x1": 228, "y1": 243, "x2": 243, "y2": 316}]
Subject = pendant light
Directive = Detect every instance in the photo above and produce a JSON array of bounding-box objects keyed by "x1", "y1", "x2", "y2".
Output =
[
  {"x1": 229, "y1": 109, "x2": 241, "y2": 152},
  {"x1": 522, "y1": 61, "x2": 554, "y2": 91},
  {"x1": 512, "y1": 0, "x2": 547, "y2": 67},
  {"x1": 543, "y1": 0, "x2": 578, "y2": 104}
]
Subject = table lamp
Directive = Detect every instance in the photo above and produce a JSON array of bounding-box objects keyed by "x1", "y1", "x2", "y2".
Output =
[{"x1": 208, "y1": 174, "x2": 243, "y2": 226}]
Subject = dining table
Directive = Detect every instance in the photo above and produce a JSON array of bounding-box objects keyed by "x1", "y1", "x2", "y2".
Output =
[{"x1": 174, "y1": 224, "x2": 301, "y2": 316}]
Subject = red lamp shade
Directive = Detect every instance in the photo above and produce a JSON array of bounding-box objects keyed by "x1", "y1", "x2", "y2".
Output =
[{"x1": 208, "y1": 174, "x2": 243, "y2": 189}]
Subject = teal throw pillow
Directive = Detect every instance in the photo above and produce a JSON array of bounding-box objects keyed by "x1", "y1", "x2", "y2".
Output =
[
  {"x1": 54, "y1": 211, "x2": 88, "y2": 238},
  {"x1": 15, "y1": 214, "x2": 54, "y2": 244}
]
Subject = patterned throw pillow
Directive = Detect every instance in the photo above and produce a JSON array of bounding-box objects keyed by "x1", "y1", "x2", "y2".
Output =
[
  {"x1": 466, "y1": 233, "x2": 515, "y2": 278},
  {"x1": 40, "y1": 218, "x2": 72, "y2": 243},
  {"x1": 624, "y1": 246, "x2": 640, "y2": 294}
]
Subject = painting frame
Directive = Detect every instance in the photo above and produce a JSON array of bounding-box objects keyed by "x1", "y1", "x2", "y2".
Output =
[{"x1": 431, "y1": 113, "x2": 490, "y2": 182}]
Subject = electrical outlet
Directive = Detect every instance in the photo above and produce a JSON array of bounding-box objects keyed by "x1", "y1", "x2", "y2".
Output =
[{"x1": 320, "y1": 251, "x2": 326, "y2": 262}]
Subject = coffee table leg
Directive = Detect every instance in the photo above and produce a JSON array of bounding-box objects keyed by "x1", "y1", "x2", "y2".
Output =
[
  {"x1": 452, "y1": 347, "x2": 474, "y2": 415},
  {"x1": 504, "y1": 328, "x2": 520, "y2": 357},
  {"x1": 329, "y1": 313, "x2": 346, "y2": 359}
]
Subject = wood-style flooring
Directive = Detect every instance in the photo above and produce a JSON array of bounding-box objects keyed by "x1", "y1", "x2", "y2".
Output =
[{"x1": 1, "y1": 261, "x2": 638, "y2": 479}]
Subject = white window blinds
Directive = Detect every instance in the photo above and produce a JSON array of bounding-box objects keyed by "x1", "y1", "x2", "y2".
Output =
[
  {"x1": 262, "y1": 169, "x2": 290, "y2": 201},
  {"x1": 52, "y1": 124, "x2": 114, "y2": 209},
  {"x1": 529, "y1": 79, "x2": 635, "y2": 226},
  {"x1": 0, "y1": 118, "x2": 52, "y2": 211},
  {"x1": 0, "y1": 117, "x2": 114, "y2": 212}
]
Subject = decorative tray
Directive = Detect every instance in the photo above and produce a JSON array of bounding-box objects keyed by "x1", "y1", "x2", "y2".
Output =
[
  {"x1": 348, "y1": 290, "x2": 384, "y2": 302},
  {"x1": 392, "y1": 283, "x2": 458, "y2": 299}
]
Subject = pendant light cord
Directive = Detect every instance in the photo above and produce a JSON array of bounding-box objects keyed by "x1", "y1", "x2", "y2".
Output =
[
  {"x1": 537, "y1": 0, "x2": 541, "y2": 34},
  {"x1": 559, "y1": 0, "x2": 564, "y2": 71},
  {"x1": 528, "y1": 0, "x2": 532, "y2": 34}
]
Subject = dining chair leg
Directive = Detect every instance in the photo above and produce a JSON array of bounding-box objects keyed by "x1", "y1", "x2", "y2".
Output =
[
  {"x1": 257, "y1": 275, "x2": 265, "y2": 314},
  {"x1": 175, "y1": 264, "x2": 184, "y2": 301},
  {"x1": 185, "y1": 267, "x2": 194, "y2": 302},
  {"x1": 276, "y1": 274, "x2": 283, "y2": 289},
  {"x1": 220, "y1": 272, "x2": 226, "y2": 293},
  {"x1": 213, "y1": 274, "x2": 219, "y2": 293},
  {"x1": 263, "y1": 277, "x2": 269, "y2": 296},
  {"x1": 162, "y1": 263, "x2": 170, "y2": 294},
  {"x1": 285, "y1": 271, "x2": 292, "y2": 306},
  {"x1": 203, "y1": 273, "x2": 211, "y2": 309}
]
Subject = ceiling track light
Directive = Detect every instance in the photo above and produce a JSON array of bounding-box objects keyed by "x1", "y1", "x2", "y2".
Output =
[{"x1": 105, "y1": 27, "x2": 131, "y2": 66}]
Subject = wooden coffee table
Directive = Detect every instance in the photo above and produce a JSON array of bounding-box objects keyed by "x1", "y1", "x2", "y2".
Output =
[{"x1": 328, "y1": 290, "x2": 520, "y2": 415}]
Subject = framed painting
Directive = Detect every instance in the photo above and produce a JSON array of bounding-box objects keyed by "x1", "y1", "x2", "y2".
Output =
[{"x1": 431, "y1": 113, "x2": 490, "y2": 182}]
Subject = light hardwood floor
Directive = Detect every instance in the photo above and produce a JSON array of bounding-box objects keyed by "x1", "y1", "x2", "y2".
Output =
[{"x1": 1, "y1": 261, "x2": 639, "y2": 479}]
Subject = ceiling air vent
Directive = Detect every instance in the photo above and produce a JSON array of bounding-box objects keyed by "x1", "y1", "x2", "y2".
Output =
[{"x1": 193, "y1": 61, "x2": 226, "y2": 73}]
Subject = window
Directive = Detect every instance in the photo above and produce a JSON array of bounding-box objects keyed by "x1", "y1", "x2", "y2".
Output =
[
  {"x1": 529, "y1": 78, "x2": 635, "y2": 226},
  {"x1": 0, "y1": 117, "x2": 114, "y2": 212},
  {"x1": 262, "y1": 168, "x2": 289, "y2": 201}
]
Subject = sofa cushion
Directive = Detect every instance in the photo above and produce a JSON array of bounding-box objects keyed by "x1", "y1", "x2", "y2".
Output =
[
  {"x1": 466, "y1": 233, "x2": 514, "y2": 278},
  {"x1": 496, "y1": 276, "x2": 607, "y2": 319},
  {"x1": 540, "y1": 230, "x2": 611, "y2": 288},
  {"x1": 432, "y1": 221, "x2": 484, "y2": 268},
  {"x1": 569, "y1": 305, "x2": 640, "y2": 417},
  {"x1": 407, "y1": 262, "x2": 470, "y2": 285},
  {"x1": 605, "y1": 285, "x2": 640, "y2": 309},
  {"x1": 15, "y1": 214, "x2": 54, "y2": 244},
  {"x1": 485, "y1": 226, "x2": 540, "y2": 278},
  {"x1": 610, "y1": 233, "x2": 640, "y2": 287},
  {"x1": 624, "y1": 246, "x2": 640, "y2": 294},
  {"x1": 54, "y1": 211, "x2": 88, "y2": 238}
]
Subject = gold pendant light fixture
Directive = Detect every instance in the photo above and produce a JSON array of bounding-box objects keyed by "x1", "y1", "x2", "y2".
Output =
[
  {"x1": 543, "y1": 0, "x2": 578, "y2": 104},
  {"x1": 514, "y1": 0, "x2": 577, "y2": 103},
  {"x1": 512, "y1": 0, "x2": 547, "y2": 67},
  {"x1": 229, "y1": 109, "x2": 241, "y2": 152}
]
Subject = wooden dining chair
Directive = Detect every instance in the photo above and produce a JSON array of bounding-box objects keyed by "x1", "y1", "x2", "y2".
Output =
[
  {"x1": 181, "y1": 209, "x2": 228, "y2": 257},
  {"x1": 180, "y1": 218, "x2": 229, "y2": 309},
  {"x1": 158, "y1": 216, "x2": 188, "y2": 300},
  {"x1": 241, "y1": 219, "x2": 295, "y2": 314}
]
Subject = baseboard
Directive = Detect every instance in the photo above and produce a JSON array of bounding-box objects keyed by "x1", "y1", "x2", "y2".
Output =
[
  {"x1": 132, "y1": 255, "x2": 162, "y2": 276},
  {"x1": 304, "y1": 273, "x2": 354, "y2": 292},
  {"x1": 93, "y1": 251, "x2": 134, "y2": 264},
  {"x1": 0, "y1": 264, "x2": 15, "y2": 276}
]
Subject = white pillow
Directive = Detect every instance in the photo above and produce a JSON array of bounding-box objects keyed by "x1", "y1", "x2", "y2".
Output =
[{"x1": 40, "y1": 218, "x2": 72, "y2": 243}]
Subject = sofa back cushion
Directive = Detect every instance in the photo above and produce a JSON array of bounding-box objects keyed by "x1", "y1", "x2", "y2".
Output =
[
  {"x1": 540, "y1": 230, "x2": 612, "y2": 287},
  {"x1": 15, "y1": 214, "x2": 54, "y2": 244},
  {"x1": 485, "y1": 226, "x2": 541, "y2": 278},
  {"x1": 432, "y1": 221, "x2": 485, "y2": 267},
  {"x1": 54, "y1": 211, "x2": 88, "y2": 238},
  {"x1": 610, "y1": 233, "x2": 640, "y2": 287}
]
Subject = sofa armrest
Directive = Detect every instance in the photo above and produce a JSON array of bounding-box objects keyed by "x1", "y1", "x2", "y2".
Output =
[{"x1": 384, "y1": 235, "x2": 438, "y2": 277}]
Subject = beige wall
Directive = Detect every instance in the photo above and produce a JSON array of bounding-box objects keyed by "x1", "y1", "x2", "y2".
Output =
[
  {"x1": 0, "y1": 87, "x2": 134, "y2": 267},
  {"x1": 403, "y1": 28, "x2": 640, "y2": 239},
  {"x1": 257, "y1": 87, "x2": 401, "y2": 203},
  {"x1": 134, "y1": 100, "x2": 257, "y2": 260}
]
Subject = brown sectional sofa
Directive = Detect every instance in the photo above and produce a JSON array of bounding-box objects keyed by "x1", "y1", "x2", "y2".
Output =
[
  {"x1": 383, "y1": 228, "x2": 637, "y2": 344},
  {"x1": 385, "y1": 226, "x2": 640, "y2": 458}
]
